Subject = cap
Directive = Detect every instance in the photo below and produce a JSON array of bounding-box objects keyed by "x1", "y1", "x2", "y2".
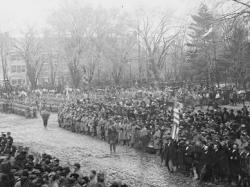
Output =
[
  {"x1": 22, "y1": 170, "x2": 29, "y2": 177},
  {"x1": 74, "y1": 163, "x2": 81, "y2": 169}
]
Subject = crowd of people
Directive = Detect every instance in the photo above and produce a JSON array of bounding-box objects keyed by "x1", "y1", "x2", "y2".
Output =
[
  {"x1": 58, "y1": 88, "x2": 250, "y2": 186},
  {"x1": 0, "y1": 132, "x2": 129, "y2": 187},
  {"x1": 1, "y1": 84, "x2": 250, "y2": 186}
]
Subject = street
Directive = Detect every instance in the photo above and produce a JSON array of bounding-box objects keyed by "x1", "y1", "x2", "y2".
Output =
[{"x1": 0, "y1": 113, "x2": 201, "y2": 187}]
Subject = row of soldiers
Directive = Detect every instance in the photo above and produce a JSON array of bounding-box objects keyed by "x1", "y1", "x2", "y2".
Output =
[{"x1": 58, "y1": 115, "x2": 155, "y2": 150}]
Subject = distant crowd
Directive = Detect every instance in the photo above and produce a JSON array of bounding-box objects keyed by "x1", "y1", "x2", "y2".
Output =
[{"x1": 0, "y1": 84, "x2": 248, "y2": 113}]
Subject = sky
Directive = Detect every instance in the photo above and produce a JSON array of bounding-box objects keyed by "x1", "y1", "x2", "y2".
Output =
[{"x1": 0, "y1": 0, "x2": 230, "y2": 35}]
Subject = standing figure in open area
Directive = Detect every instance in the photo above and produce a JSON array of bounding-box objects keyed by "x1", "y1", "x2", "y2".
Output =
[
  {"x1": 108, "y1": 125, "x2": 118, "y2": 154},
  {"x1": 41, "y1": 107, "x2": 50, "y2": 128}
]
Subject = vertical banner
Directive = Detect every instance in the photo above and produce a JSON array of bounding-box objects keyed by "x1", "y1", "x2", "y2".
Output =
[{"x1": 171, "y1": 101, "x2": 183, "y2": 140}]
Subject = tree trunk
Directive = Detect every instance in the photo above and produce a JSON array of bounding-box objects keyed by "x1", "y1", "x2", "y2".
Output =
[{"x1": 149, "y1": 58, "x2": 161, "y2": 82}]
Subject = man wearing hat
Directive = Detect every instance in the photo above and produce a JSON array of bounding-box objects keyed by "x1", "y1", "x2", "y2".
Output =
[
  {"x1": 6, "y1": 132, "x2": 13, "y2": 145},
  {"x1": 96, "y1": 172, "x2": 106, "y2": 187},
  {"x1": 72, "y1": 163, "x2": 83, "y2": 181},
  {"x1": 87, "y1": 170, "x2": 97, "y2": 187},
  {"x1": 229, "y1": 143, "x2": 240, "y2": 185},
  {"x1": 68, "y1": 173, "x2": 81, "y2": 187},
  {"x1": 14, "y1": 170, "x2": 34, "y2": 187}
]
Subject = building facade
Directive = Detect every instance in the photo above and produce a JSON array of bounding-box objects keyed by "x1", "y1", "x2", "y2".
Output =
[
  {"x1": 0, "y1": 50, "x2": 68, "y2": 88},
  {"x1": 0, "y1": 51, "x2": 27, "y2": 87},
  {"x1": 8, "y1": 52, "x2": 27, "y2": 86}
]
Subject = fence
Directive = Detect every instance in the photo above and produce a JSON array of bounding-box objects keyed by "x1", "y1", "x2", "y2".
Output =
[{"x1": 0, "y1": 99, "x2": 37, "y2": 118}]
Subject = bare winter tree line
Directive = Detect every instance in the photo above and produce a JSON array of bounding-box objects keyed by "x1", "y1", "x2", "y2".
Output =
[{"x1": 0, "y1": 0, "x2": 249, "y2": 89}]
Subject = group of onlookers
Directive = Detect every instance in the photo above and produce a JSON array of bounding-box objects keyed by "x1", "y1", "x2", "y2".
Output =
[
  {"x1": 161, "y1": 107, "x2": 250, "y2": 186},
  {"x1": 0, "y1": 132, "x2": 128, "y2": 187}
]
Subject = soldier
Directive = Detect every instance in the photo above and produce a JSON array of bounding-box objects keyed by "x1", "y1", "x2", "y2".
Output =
[
  {"x1": 183, "y1": 140, "x2": 193, "y2": 176},
  {"x1": 176, "y1": 138, "x2": 185, "y2": 171},
  {"x1": 229, "y1": 109, "x2": 235, "y2": 121},
  {"x1": 6, "y1": 132, "x2": 13, "y2": 145},
  {"x1": 162, "y1": 137, "x2": 170, "y2": 170},
  {"x1": 245, "y1": 148, "x2": 250, "y2": 186},
  {"x1": 222, "y1": 108, "x2": 229, "y2": 123},
  {"x1": 229, "y1": 143, "x2": 241, "y2": 185},
  {"x1": 124, "y1": 119, "x2": 131, "y2": 146},
  {"x1": 0, "y1": 132, "x2": 5, "y2": 143},
  {"x1": 108, "y1": 125, "x2": 119, "y2": 154},
  {"x1": 165, "y1": 138, "x2": 178, "y2": 173},
  {"x1": 41, "y1": 108, "x2": 50, "y2": 128},
  {"x1": 152, "y1": 126, "x2": 159, "y2": 147},
  {"x1": 199, "y1": 144, "x2": 211, "y2": 182},
  {"x1": 211, "y1": 143, "x2": 222, "y2": 182},
  {"x1": 192, "y1": 141, "x2": 203, "y2": 180},
  {"x1": 0, "y1": 133, "x2": 7, "y2": 153}
]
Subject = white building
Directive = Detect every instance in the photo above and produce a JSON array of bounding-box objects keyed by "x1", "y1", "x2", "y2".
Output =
[{"x1": 0, "y1": 51, "x2": 27, "y2": 86}]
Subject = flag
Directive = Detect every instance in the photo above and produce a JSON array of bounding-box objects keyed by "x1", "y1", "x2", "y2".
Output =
[
  {"x1": 171, "y1": 101, "x2": 183, "y2": 140},
  {"x1": 66, "y1": 88, "x2": 69, "y2": 100},
  {"x1": 202, "y1": 27, "x2": 213, "y2": 38}
]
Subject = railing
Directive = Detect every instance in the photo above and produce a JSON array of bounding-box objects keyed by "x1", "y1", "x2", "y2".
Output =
[{"x1": 0, "y1": 100, "x2": 37, "y2": 118}]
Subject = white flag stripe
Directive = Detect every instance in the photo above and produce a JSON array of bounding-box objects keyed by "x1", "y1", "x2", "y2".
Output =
[
  {"x1": 202, "y1": 27, "x2": 213, "y2": 38},
  {"x1": 171, "y1": 101, "x2": 183, "y2": 140},
  {"x1": 174, "y1": 116, "x2": 179, "y2": 121},
  {"x1": 174, "y1": 113, "x2": 179, "y2": 119},
  {"x1": 174, "y1": 108, "x2": 179, "y2": 113},
  {"x1": 171, "y1": 125, "x2": 176, "y2": 139},
  {"x1": 174, "y1": 117, "x2": 179, "y2": 121}
]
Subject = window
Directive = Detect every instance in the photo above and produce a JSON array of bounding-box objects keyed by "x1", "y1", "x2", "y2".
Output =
[
  {"x1": 10, "y1": 55, "x2": 17, "y2": 61},
  {"x1": 11, "y1": 79, "x2": 17, "y2": 85},
  {"x1": 11, "y1": 65, "x2": 16, "y2": 73},
  {"x1": 21, "y1": 65, "x2": 25, "y2": 72},
  {"x1": 43, "y1": 64, "x2": 49, "y2": 73},
  {"x1": 11, "y1": 65, "x2": 25, "y2": 73},
  {"x1": 10, "y1": 55, "x2": 22, "y2": 61},
  {"x1": 17, "y1": 65, "x2": 21, "y2": 73},
  {"x1": 18, "y1": 79, "x2": 23, "y2": 85},
  {"x1": 42, "y1": 78, "x2": 49, "y2": 83}
]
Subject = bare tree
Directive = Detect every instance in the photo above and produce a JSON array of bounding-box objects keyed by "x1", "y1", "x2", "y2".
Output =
[
  {"x1": 232, "y1": 0, "x2": 250, "y2": 8},
  {"x1": 108, "y1": 36, "x2": 136, "y2": 85},
  {"x1": 84, "y1": 47, "x2": 100, "y2": 84},
  {"x1": 42, "y1": 30, "x2": 60, "y2": 88},
  {"x1": 0, "y1": 33, "x2": 11, "y2": 88},
  {"x1": 47, "y1": 52, "x2": 57, "y2": 88},
  {"x1": 65, "y1": 34, "x2": 86, "y2": 88},
  {"x1": 214, "y1": 0, "x2": 250, "y2": 22},
  {"x1": 138, "y1": 16, "x2": 180, "y2": 82},
  {"x1": 219, "y1": 18, "x2": 250, "y2": 88},
  {"x1": 91, "y1": 10, "x2": 137, "y2": 85},
  {"x1": 15, "y1": 29, "x2": 45, "y2": 90},
  {"x1": 49, "y1": 3, "x2": 96, "y2": 88},
  {"x1": 169, "y1": 28, "x2": 187, "y2": 81}
]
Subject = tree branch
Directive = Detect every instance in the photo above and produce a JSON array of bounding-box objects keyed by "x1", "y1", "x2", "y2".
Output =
[{"x1": 232, "y1": 0, "x2": 250, "y2": 8}]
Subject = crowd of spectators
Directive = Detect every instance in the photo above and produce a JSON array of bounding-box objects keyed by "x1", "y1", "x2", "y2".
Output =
[
  {"x1": 0, "y1": 132, "x2": 128, "y2": 187},
  {"x1": 58, "y1": 89, "x2": 250, "y2": 186}
]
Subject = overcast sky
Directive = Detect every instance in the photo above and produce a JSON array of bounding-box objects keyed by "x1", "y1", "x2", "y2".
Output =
[{"x1": 0, "y1": 0, "x2": 230, "y2": 35}]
